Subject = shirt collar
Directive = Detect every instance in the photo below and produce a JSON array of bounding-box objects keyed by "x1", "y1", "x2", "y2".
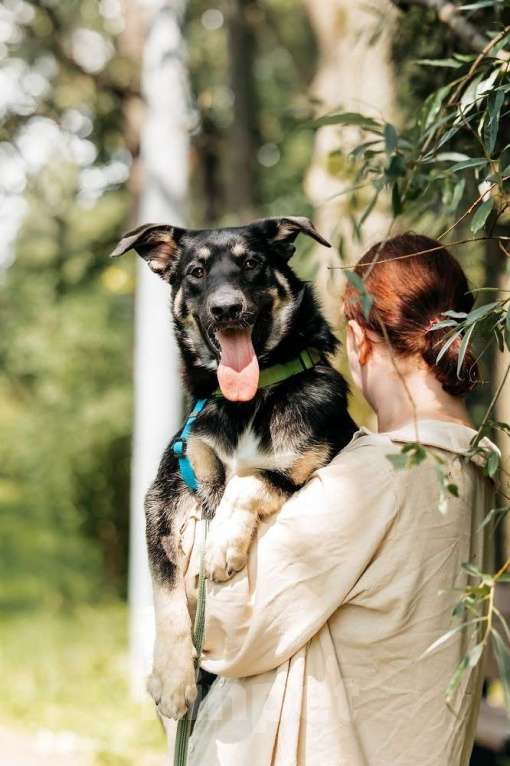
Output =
[{"x1": 351, "y1": 419, "x2": 499, "y2": 469}]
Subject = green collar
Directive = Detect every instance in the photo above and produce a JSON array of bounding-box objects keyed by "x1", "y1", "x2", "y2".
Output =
[{"x1": 213, "y1": 347, "x2": 322, "y2": 398}]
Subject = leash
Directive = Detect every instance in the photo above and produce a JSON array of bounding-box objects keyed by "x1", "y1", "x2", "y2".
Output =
[
  {"x1": 172, "y1": 348, "x2": 322, "y2": 765},
  {"x1": 173, "y1": 398, "x2": 209, "y2": 766}
]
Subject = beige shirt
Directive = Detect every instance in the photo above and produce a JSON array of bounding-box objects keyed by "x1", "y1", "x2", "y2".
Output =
[{"x1": 183, "y1": 421, "x2": 496, "y2": 766}]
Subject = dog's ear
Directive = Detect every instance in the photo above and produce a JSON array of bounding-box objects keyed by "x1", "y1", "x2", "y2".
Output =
[
  {"x1": 253, "y1": 216, "x2": 331, "y2": 261},
  {"x1": 109, "y1": 223, "x2": 185, "y2": 279}
]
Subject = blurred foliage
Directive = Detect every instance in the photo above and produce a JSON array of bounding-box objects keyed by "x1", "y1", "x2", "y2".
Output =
[
  {"x1": 187, "y1": 0, "x2": 318, "y2": 221},
  {"x1": 0, "y1": 603, "x2": 165, "y2": 765},
  {"x1": 0, "y1": 0, "x2": 325, "y2": 611},
  {"x1": 0, "y1": 0, "x2": 135, "y2": 607}
]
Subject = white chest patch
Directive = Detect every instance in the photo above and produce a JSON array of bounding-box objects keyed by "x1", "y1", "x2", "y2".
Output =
[{"x1": 215, "y1": 426, "x2": 295, "y2": 479}]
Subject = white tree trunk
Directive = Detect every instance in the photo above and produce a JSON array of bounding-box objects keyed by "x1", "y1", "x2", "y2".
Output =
[
  {"x1": 128, "y1": 0, "x2": 190, "y2": 705},
  {"x1": 304, "y1": 0, "x2": 396, "y2": 326}
]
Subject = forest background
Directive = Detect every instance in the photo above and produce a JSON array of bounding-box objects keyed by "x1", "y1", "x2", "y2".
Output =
[{"x1": 1, "y1": 0, "x2": 510, "y2": 764}]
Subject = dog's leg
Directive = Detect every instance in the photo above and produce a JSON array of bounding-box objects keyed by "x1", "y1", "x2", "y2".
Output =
[
  {"x1": 204, "y1": 446, "x2": 331, "y2": 583},
  {"x1": 187, "y1": 434, "x2": 226, "y2": 518},
  {"x1": 146, "y1": 490, "x2": 198, "y2": 720},
  {"x1": 204, "y1": 473, "x2": 284, "y2": 583}
]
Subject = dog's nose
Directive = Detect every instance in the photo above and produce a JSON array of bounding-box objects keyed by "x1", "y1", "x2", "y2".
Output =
[{"x1": 210, "y1": 299, "x2": 243, "y2": 321}]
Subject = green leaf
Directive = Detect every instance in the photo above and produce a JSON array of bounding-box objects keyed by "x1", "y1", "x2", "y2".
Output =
[
  {"x1": 477, "y1": 507, "x2": 510, "y2": 532},
  {"x1": 443, "y1": 310, "x2": 468, "y2": 319},
  {"x1": 409, "y1": 445, "x2": 427, "y2": 464},
  {"x1": 488, "y1": 420, "x2": 510, "y2": 436},
  {"x1": 417, "y1": 58, "x2": 465, "y2": 69},
  {"x1": 486, "y1": 449, "x2": 500, "y2": 478},
  {"x1": 358, "y1": 189, "x2": 380, "y2": 227},
  {"x1": 471, "y1": 198, "x2": 494, "y2": 233},
  {"x1": 421, "y1": 84, "x2": 456, "y2": 130},
  {"x1": 420, "y1": 619, "x2": 483, "y2": 658},
  {"x1": 462, "y1": 562, "x2": 484, "y2": 578},
  {"x1": 484, "y1": 90, "x2": 505, "y2": 156},
  {"x1": 433, "y1": 124, "x2": 462, "y2": 153},
  {"x1": 451, "y1": 178, "x2": 466, "y2": 211},
  {"x1": 387, "y1": 444, "x2": 428, "y2": 469},
  {"x1": 466, "y1": 642, "x2": 484, "y2": 668},
  {"x1": 459, "y1": 70, "x2": 498, "y2": 118},
  {"x1": 495, "y1": 324, "x2": 505, "y2": 352},
  {"x1": 457, "y1": 323, "x2": 475, "y2": 378},
  {"x1": 349, "y1": 140, "x2": 382, "y2": 158},
  {"x1": 449, "y1": 158, "x2": 488, "y2": 173},
  {"x1": 361, "y1": 293, "x2": 374, "y2": 320},
  {"x1": 436, "y1": 329, "x2": 463, "y2": 364},
  {"x1": 432, "y1": 319, "x2": 461, "y2": 330},
  {"x1": 344, "y1": 270, "x2": 364, "y2": 292},
  {"x1": 344, "y1": 270, "x2": 373, "y2": 320},
  {"x1": 437, "y1": 153, "x2": 471, "y2": 163},
  {"x1": 446, "y1": 655, "x2": 470, "y2": 702},
  {"x1": 314, "y1": 111, "x2": 383, "y2": 133},
  {"x1": 452, "y1": 53, "x2": 478, "y2": 63},
  {"x1": 386, "y1": 453, "x2": 408, "y2": 470},
  {"x1": 386, "y1": 153, "x2": 406, "y2": 178},
  {"x1": 464, "y1": 301, "x2": 500, "y2": 324},
  {"x1": 384, "y1": 122, "x2": 398, "y2": 154}
]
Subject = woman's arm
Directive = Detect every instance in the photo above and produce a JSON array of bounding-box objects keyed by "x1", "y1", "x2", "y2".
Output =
[{"x1": 200, "y1": 444, "x2": 397, "y2": 677}]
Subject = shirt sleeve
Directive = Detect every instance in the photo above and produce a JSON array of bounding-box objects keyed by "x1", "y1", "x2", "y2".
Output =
[{"x1": 199, "y1": 443, "x2": 398, "y2": 677}]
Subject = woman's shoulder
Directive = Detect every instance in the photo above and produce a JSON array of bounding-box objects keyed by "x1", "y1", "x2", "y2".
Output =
[
  {"x1": 320, "y1": 419, "x2": 498, "y2": 492},
  {"x1": 325, "y1": 428, "x2": 399, "y2": 474},
  {"x1": 313, "y1": 428, "x2": 397, "y2": 499}
]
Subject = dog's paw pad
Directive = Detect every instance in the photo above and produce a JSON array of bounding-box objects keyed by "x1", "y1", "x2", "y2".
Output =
[
  {"x1": 226, "y1": 546, "x2": 247, "y2": 573},
  {"x1": 147, "y1": 672, "x2": 162, "y2": 704},
  {"x1": 204, "y1": 537, "x2": 248, "y2": 582},
  {"x1": 148, "y1": 652, "x2": 197, "y2": 720}
]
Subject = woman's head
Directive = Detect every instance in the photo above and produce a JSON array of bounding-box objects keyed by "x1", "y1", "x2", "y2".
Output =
[{"x1": 343, "y1": 233, "x2": 479, "y2": 402}]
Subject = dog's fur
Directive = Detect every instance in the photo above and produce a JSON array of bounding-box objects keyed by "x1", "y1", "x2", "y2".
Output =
[{"x1": 111, "y1": 216, "x2": 356, "y2": 719}]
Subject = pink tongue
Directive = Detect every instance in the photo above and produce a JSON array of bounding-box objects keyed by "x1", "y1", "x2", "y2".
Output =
[{"x1": 216, "y1": 328, "x2": 259, "y2": 402}]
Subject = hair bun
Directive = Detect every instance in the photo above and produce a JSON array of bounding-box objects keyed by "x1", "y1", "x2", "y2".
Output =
[
  {"x1": 421, "y1": 322, "x2": 479, "y2": 396},
  {"x1": 343, "y1": 232, "x2": 481, "y2": 397}
]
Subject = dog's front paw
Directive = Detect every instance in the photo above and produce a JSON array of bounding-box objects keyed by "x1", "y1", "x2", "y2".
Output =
[
  {"x1": 148, "y1": 649, "x2": 197, "y2": 720},
  {"x1": 204, "y1": 528, "x2": 249, "y2": 583}
]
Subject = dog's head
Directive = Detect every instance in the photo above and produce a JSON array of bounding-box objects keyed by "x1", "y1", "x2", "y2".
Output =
[{"x1": 110, "y1": 217, "x2": 330, "y2": 401}]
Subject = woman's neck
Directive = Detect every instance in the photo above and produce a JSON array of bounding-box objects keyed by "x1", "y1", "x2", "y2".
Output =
[{"x1": 372, "y1": 368, "x2": 471, "y2": 434}]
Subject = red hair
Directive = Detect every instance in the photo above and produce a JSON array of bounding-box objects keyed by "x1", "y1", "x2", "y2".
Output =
[{"x1": 343, "y1": 233, "x2": 479, "y2": 396}]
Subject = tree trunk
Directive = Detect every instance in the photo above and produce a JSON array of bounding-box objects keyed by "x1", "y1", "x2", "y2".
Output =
[
  {"x1": 304, "y1": 0, "x2": 396, "y2": 327},
  {"x1": 125, "y1": 0, "x2": 190, "y2": 708},
  {"x1": 225, "y1": 0, "x2": 259, "y2": 217}
]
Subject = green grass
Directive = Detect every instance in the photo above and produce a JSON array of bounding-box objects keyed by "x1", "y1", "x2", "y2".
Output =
[{"x1": 0, "y1": 602, "x2": 166, "y2": 765}]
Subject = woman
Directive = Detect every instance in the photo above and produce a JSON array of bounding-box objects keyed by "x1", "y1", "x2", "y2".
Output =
[{"x1": 179, "y1": 233, "x2": 496, "y2": 766}]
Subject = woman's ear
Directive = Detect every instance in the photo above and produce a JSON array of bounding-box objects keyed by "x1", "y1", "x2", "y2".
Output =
[{"x1": 347, "y1": 320, "x2": 372, "y2": 366}]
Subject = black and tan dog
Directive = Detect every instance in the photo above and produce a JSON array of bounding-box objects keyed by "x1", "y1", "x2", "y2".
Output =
[{"x1": 111, "y1": 216, "x2": 356, "y2": 719}]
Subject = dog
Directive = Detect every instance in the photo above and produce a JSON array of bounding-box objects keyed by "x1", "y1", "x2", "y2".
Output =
[{"x1": 110, "y1": 216, "x2": 357, "y2": 720}]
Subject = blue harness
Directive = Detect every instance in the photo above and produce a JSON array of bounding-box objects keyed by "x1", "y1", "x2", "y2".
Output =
[
  {"x1": 171, "y1": 398, "x2": 208, "y2": 492},
  {"x1": 172, "y1": 346, "x2": 322, "y2": 491}
]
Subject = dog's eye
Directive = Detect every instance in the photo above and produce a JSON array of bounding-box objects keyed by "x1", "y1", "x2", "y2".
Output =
[
  {"x1": 190, "y1": 266, "x2": 205, "y2": 279},
  {"x1": 244, "y1": 258, "x2": 258, "y2": 270}
]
